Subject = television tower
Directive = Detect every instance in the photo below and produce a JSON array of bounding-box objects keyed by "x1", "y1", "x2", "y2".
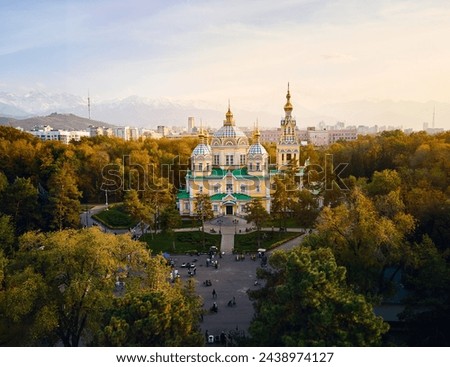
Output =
[
  {"x1": 88, "y1": 90, "x2": 91, "y2": 120},
  {"x1": 432, "y1": 104, "x2": 435, "y2": 128}
]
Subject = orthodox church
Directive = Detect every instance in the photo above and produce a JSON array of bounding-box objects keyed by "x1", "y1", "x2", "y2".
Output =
[{"x1": 177, "y1": 86, "x2": 299, "y2": 217}]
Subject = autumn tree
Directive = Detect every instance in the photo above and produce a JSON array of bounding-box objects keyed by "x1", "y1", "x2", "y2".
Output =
[
  {"x1": 312, "y1": 187, "x2": 415, "y2": 294},
  {"x1": 0, "y1": 227, "x2": 203, "y2": 346},
  {"x1": 95, "y1": 279, "x2": 203, "y2": 347},
  {"x1": 249, "y1": 246, "x2": 389, "y2": 346},
  {"x1": 123, "y1": 189, "x2": 154, "y2": 237}
]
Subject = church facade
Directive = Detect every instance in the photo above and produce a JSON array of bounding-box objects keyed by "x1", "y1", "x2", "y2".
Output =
[{"x1": 177, "y1": 86, "x2": 299, "y2": 217}]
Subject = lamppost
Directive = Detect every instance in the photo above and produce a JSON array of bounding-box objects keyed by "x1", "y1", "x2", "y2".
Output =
[
  {"x1": 85, "y1": 204, "x2": 89, "y2": 227},
  {"x1": 105, "y1": 189, "x2": 109, "y2": 210},
  {"x1": 217, "y1": 219, "x2": 223, "y2": 234}
]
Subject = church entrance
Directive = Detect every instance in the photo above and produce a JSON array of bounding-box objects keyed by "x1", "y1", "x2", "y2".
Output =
[{"x1": 226, "y1": 206, "x2": 233, "y2": 215}]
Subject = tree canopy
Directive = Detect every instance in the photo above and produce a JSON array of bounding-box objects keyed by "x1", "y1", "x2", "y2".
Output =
[
  {"x1": 249, "y1": 246, "x2": 389, "y2": 346},
  {"x1": 0, "y1": 228, "x2": 203, "y2": 347}
]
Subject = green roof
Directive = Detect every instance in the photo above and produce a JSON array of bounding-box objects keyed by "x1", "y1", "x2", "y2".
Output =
[
  {"x1": 210, "y1": 193, "x2": 252, "y2": 201},
  {"x1": 233, "y1": 193, "x2": 252, "y2": 201},
  {"x1": 177, "y1": 190, "x2": 189, "y2": 199},
  {"x1": 186, "y1": 167, "x2": 269, "y2": 180},
  {"x1": 210, "y1": 193, "x2": 227, "y2": 201}
]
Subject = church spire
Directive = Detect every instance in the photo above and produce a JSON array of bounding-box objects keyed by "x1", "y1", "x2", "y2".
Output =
[
  {"x1": 253, "y1": 119, "x2": 261, "y2": 143},
  {"x1": 224, "y1": 99, "x2": 235, "y2": 126},
  {"x1": 284, "y1": 82, "x2": 293, "y2": 116},
  {"x1": 198, "y1": 119, "x2": 206, "y2": 144}
]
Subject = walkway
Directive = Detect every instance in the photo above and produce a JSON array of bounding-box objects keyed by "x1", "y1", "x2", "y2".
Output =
[{"x1": 79, "y1": 205, "x2": 148, "y2": 236}]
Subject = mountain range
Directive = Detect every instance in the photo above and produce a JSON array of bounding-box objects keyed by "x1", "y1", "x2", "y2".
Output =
[
  {"x1": 0, "y1": 113, "x2": 116, "y2": 132},
  {"x1": 0, "y1": 90, "x2": 448, "y2": 131}
]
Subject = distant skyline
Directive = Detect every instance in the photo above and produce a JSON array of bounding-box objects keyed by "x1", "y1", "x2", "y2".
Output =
[{"x1": 1, "y1": 0, "x2": 449, "y2": 129}]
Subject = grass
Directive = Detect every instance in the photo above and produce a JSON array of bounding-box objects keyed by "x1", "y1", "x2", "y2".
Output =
[
  {"x1": 263, "y1": 217, "x2": 300, "y2": 229},
  {"x1": 140, "y1": 231, "x2": 221, "y2": 254},
  {"x1": 179, "y1": 218, "x2": 199, "y2": 228},
  {"x1": 92, "y1": 205, "x2": 138, "y2": 229},
  {"x1": 233, "y1": 230, "x2": 302, "y2": 253}
]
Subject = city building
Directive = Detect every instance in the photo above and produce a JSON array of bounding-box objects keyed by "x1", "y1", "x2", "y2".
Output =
[
  {"x1": 114, "y1": 126, "x2": 140, "y2": 141},
  {"x1": 157, "y1": 125, "x2": 170, "y2": 137},
  {"x1": 29, "y1": 125, "x2": 90, "y2": 144},
  {"x1": 187, "y1": 117, "x2": 195, "y2": 133}
]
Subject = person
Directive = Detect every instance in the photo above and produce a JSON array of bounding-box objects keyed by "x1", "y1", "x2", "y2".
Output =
[
  {"x1": 212, "y1": 289, "x2": 217, "y2": 299},
  {"x1": 205, "y1": 330, "x2": 209, "y2": 341},
  {"x1": 212, "y1": 302, "x2": 218, "y2": 312},
  {"x1": 220, "y1": 331, "x2": 226, "y2": 345}
]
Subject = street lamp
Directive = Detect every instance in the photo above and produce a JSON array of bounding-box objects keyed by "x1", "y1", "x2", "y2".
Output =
[
  {"x1": 217, "y1": 219, "x2": 223, "y2": 234},
  {"x1": 85, "y1": 204, "x2": 89, "y2": 227},
  {"x1": 105, "y1": 189, "x2": 109, "y2": 210}
]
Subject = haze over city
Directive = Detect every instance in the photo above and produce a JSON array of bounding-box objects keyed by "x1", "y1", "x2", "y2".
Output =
[{"x1": 1, "y1": 0, "x2": 449, "y2": 130}]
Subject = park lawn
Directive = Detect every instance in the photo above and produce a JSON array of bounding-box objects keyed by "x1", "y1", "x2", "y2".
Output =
[
  {"x1": 179, "y1": 218, "x2": 199, "y2": 229},
  {"x1": 140, "y1": 231, "x2": 221, "y2": 254},
  {"x1": 233, "y1": 230, "x2": 302, "y2": 253},
  {"x1": 92, "y1": 205, "x2": 138, "y2": 229},
  {"x1": 263, "y1": 217, "x2": 300, "y2": 229}
]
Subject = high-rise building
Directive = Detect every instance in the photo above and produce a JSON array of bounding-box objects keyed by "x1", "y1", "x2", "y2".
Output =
[{"x1": 187, "y1": 117, "x2": 195, "y2": 133}]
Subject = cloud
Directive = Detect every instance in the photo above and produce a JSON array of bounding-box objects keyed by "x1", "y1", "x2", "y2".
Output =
[
  {"x1": 1, "y1": 0, "x2": 450, "y2": 115},
  {"x1": 320, "y1": 53, "x2": 356, "y2": 63}
]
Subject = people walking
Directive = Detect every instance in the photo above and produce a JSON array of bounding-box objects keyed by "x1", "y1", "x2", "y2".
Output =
[{"x1": 212, "y1": 289, "x2": 217, "y2": 299}]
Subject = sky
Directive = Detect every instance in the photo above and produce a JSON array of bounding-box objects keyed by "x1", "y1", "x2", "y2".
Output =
[{"x1": 1, "y1": 0, "x2": 450, "y2": 116}]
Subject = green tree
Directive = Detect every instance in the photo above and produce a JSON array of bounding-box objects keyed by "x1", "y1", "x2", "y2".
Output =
[
  {"x1": 159, "y1": 206, "x2": 182, "y2": 232},
  {"x1": 194, "y1": 194, "x2": 214, "y2": 247},
  {"x1": 159, "y1": 206, "x2": 182, "y2": 251},
  {"x1": 291, "y1": 189, "x2": 319, "y2": 229},
  {"x1": 271, "y1": 175, "x2": 291, "y2": 229},
  {"x1": 249, "y1": 246, "x2": 389, "y2": 346},
  {"x1": 47, "y1": 164, "x2": 82, "y2": 231},
  {"x1": 400, "y1": 236, "x2": 450, "y2": 346},
  {"x1": 0, "y1": 171, "x2": 7, "y2": 193},
  {"x1": 0, "y1": 215, "x2": 16, "y2": 257},
  {"x1": 245, "y1": 199, "x2": 270, "y2": 247},
  {"x1": 95, "y1": 279, "x2": 203, "y2": 347},
  {"x1": 142, "y1": 179, "x2": 174, "y2": 234},
  {"x1": 2, "y1": 177, "x2": 40, "y2": 234}
]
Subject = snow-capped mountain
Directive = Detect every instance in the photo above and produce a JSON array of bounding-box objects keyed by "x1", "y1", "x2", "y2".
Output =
[
  {"x1": 0, "y1": 90, "x2": 448, "y2": 130},
  {"x1": 0, "y1": 91, "x2": 85, "y2": 116}
]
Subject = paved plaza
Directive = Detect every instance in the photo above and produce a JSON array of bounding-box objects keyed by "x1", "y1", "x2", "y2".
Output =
[{"x1": 172, "y1": 216, "x2": 306, "y2": 345}]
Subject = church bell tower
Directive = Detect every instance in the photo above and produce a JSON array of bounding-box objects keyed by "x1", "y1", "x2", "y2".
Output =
[{"x1": 276, "y1": 83, "x2": 300, "y2": 169}]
